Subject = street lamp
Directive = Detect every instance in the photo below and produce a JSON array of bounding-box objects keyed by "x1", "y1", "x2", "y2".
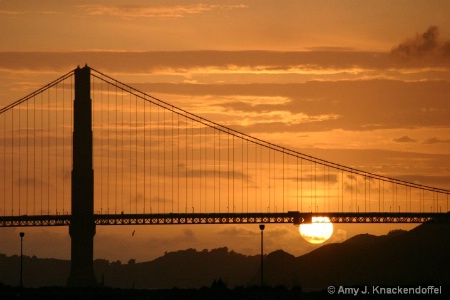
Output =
[
  {"x1": 259, "y1": 224, "x2": 265, "y2": 287},
  {"x1": 19, "y1": 232, "x2": 25, "y2": 287}
]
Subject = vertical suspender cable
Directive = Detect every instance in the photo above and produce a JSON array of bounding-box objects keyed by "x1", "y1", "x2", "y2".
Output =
[
  {"x1": 185, "y1": 116, "x2": 188, "y2": 213},
  {"x1": 260, "y1": 146, "x2": 263, "y2": 212},
  {"x1": 283, "y1": 150, "x2": 285, "y2": 212},
  {"x1": 18, "y1": 100, "x2": 21, "y2": 215},
  {"x1": 11, "y1": 107, "x2": 14, "y2": 215},
  {"x1": 368, "y1": 176, "x2": 371, "y2": 212},
  {"x1": 149, "y1": 99, "x2": 152, "y2": 213},
  {"x1": 136, "y1": 95, "x2": 138, "y2": 214},
  {"x1": 55, "y1": 84, "x2": 58, "y2": 214},
  {"x1": 364, "y1": 176, "x2": 367, "y2": 212},
  {"x1": 108, "y1": 83, "x2": 111, "y2": 213},
  {"x1": 287, "y1": 154, "x2": 289, "y2": 212},
  {"x1": 177, "y1": 113, "x2": 180, "y2": 213},
  {"x1": 218, "y1": 130, "x2": 221, "y2": 212},
  {"x1": 34, "y1": 88, "x2": 38, "y2": 215},
  {"x1": 121, "y1": 89, "x2": 124, "y2": 214},
  {"x1": 199, "y1": 122, "x2": 202, "y2": 213},
  {"x1": 70, "y1": 74, "x2": 73, "y2": 215},
  {"x1": 172, "y1": 108, "x2": 174, "y2": 213},
  {"x1": 268, "y1": 149, "x2": 271, "y2": 212},
  {"x1": 233, "y1": 134, "x2": 235, "y2": 213},
  {"x1": 162, "y1": 105, "x2": 165, "y2": 213},
  {"x1": 356, "y1": 173, "x2": 358, "y2": 212},
  {"x1": 177, "y1": 114, "x2": 181, "y2": 213},
  {"x1": 378, "y1": 179, "x2": 381, "y2": 212},
  {"x1": 341, "y1": 170, "x2": 344, "y2": 213},
  {"x1": 191, "y1": 119, "x2": 193, "y2": 213},
  {"x1": 350, "y1": 172, "x2": 353, "y2": 212},
  {"x1": 273, "y1": 149, "x2": 276, "y2": 212},
  {"x1": 62, "y1": 79, "x2": 65, "y2": 215},
  {"x1": 204, "y1": 126, "x2": 207, "y2": 212},
  {"x1": 2, "y1": 110, "x2": 5, "y2": 215},
  {"x1": 309, "y1": 162, "x2": 312, "y2": 212},
  {"x1": 254, "y1": 144, "x2": 257, "y2": 212},
  {"x1": 227, "y1": 131, "x2": 230, "y2": 213},
  {"x1": 314, "y1": 162, "x2": 317, "y2": 213},
  {"x1": 241, "y1": 136, "x2": 244, "y2": 212},
  {"x1": 300, "y1": 158, "x2": 303, "y2": 212},
  {"x1": 143, "y1": 95, "x2": 147, "y2": 214},
  {"x1": 41, "y1": 90, "x2": 43, "y2": 214},
  {"x1": 47, "y1": 86, "x2": 51, "y2": 214},
  {"x1": 116, "y1": 85, "x2": 119, "y2": 213},
  {"x1": 100, "y1": 79, "x2": 103, "y2": 213},
  {"x1": 213, "y1": 127, "x2": 215, "y2": 213},
  {"x1": 157, "y1": 102, "x2": 160, "y2": 213},
  {"x1": 323, "y1": 165, "x2": 326, "y2": 212},
  {"x1": 26, "y1": 92, "x2": 29, "y2": 215},
  {"x1": 246, "y1": 139, "x2": 249, "y2": 213}
]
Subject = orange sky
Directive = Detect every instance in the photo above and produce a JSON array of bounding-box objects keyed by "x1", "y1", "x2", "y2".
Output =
[{"x1": 1, "y1": 1, "x2": 450, "y2": 263}]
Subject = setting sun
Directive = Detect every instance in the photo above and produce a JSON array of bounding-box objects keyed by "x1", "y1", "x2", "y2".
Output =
[{"x1": 299, "y1": 217, "x2": 333, "y2": 244}]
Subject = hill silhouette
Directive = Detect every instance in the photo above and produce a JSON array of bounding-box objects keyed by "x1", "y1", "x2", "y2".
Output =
[
  {"x1": 1, "y1": 220, "x2": 449, "y2": 289},
  {"x1": 285, "y1": 221, "x2": 450, "y2": 290}
]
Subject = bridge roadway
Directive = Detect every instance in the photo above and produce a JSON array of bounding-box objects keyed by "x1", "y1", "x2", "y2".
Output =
[{"x1": 0, "y1": 212, "x2": 449, "y2": 227}]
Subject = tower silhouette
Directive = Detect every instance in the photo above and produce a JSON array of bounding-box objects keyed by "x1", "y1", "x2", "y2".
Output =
[{"x1": 67, "y1": 66, "x2": 96, "y2": 286}]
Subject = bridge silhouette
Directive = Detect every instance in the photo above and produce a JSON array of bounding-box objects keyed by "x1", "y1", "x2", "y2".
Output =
[{"x1": 1, "y1": 66, "x2": 449, "y2": 286}]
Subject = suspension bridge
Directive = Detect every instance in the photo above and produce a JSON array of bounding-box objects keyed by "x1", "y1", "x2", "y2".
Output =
[{"x1": 1, "y1": 66, "x2": 449, "y2": 286}]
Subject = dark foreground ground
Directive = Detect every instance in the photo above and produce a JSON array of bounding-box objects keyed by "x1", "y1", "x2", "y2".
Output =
[{"x1": 1, "y1": 285, "x2": 449, "y2": 300}]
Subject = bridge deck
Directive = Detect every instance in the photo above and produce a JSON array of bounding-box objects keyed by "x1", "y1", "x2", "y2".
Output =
[{"x1": 0, "y1": 212, "x2": 448, "y2": 227}]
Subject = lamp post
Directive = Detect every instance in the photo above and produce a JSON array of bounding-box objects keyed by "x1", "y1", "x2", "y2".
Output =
[
  {"x1": 259, "y1": 224, "x2": 265, "y2": 287},
  {"x1": 19, "y1": 232, "x2": 24, "y2": 287}
]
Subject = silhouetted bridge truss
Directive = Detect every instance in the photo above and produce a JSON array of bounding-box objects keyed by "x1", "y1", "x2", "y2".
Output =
[
  {"x1": 1, "y1": 65, "x2": 449, "y2": 285},
  {"x1": 1, "y1": 212, "x2": 448, "y2": 227}
]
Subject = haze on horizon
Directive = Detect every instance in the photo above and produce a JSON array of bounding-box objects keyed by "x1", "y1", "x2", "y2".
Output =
[{"x1": 0, "y1": 0, "x2": 449, "y2": 263}]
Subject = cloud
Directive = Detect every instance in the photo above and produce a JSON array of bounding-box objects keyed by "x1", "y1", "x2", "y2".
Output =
[
  {"x1": 181, "y1": 228, "x2": 196, "y2": 242},
  {"x1": 423, "y1": 137, "x2": 450, "y2": 144},
  {"x1": 391, "y1": 26, "x2": 450, "y2": 63},
  {"x1": 286, "y1": 174, "x2": 338, "y2": 183},
  {"x1": 0, "y1": 10, "x2": 23, "y2": 15},
  {"x1": 0, "y1": 51, "x2": 393, "y2": 74},
  {"x1": 78, "y1": 4, "x2": 246, "y2": 19},
  {"x1": 266, "y1": 226, "x2": 291, "y2": 238},
  {"x1": 329, "y1": 228, "x2": 347, "y2": 243},
  {"x1": 393, "y1": 136, "x2": 416, "y2": 143},
  {"x1": 217, "y1": 225, "x2": 255, "y2": 236},
  {"x1": 394, "y1": 174, "x2": 450, "y2": 187},
  {"x1": 1, "y1": 52, "x2": 449, "y2": 140},
  {"x1": 0, "y1": 50, "x2": 448, "y2": 84},
  {"x1": 142, "y1": 79, "x2": 450, "y2": 132}
]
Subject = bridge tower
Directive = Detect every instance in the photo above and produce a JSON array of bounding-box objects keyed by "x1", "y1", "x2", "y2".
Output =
[{"x1": 67, "y1": 65, "x2": 97, "y2": 286}]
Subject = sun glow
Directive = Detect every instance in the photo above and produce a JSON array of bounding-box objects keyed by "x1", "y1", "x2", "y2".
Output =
[{"x1": 299, "y1": 217, "x2": 333, "y2": 244}]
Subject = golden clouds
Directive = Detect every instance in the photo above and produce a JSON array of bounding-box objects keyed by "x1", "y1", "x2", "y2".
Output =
[
  {"x1": 1, "y1": 50, "x2": 449, "y2": 83},
  {"x1": 78, "y1": 4, "x2": 247, "y2": 19}
]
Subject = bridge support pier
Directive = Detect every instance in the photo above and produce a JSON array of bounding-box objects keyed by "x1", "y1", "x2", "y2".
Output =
[{"x1": 67, "y1": 65, "x2": 97, "y2": 287}]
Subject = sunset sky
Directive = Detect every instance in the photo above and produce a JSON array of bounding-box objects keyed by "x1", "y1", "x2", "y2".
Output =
[{"x1": 1, "y1": 1, "x2": 450, "y2": 263}]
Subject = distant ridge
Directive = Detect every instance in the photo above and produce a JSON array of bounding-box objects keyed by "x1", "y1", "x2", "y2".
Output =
[{"x1": 1, "y1": 220, "x2": 449, "y2": 289}]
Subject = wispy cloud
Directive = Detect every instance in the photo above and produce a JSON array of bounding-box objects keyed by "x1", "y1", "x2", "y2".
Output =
[
  {"x1": 393, "y1": 136, "x2": 417, "y2": 143},
  {"x1": 0, "y1": 10, "x2": 23, "y2": 15},
  {"x1": 78, "y1": 4, "x2": 246, "y2": 19},
  {"x1": 1, "y1": 51, "x2": 448, "y2": 79},
  {"x1": 423, "y1": 137, "x2": 450, "y2": 144},
  {"x1": 218, "y1": 225, "x2": 255, "y2": 236}
]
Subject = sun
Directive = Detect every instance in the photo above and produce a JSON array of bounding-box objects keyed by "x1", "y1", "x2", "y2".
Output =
[{"x1": 299, "y1": 216, "x2": 333, "y2": 244}]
